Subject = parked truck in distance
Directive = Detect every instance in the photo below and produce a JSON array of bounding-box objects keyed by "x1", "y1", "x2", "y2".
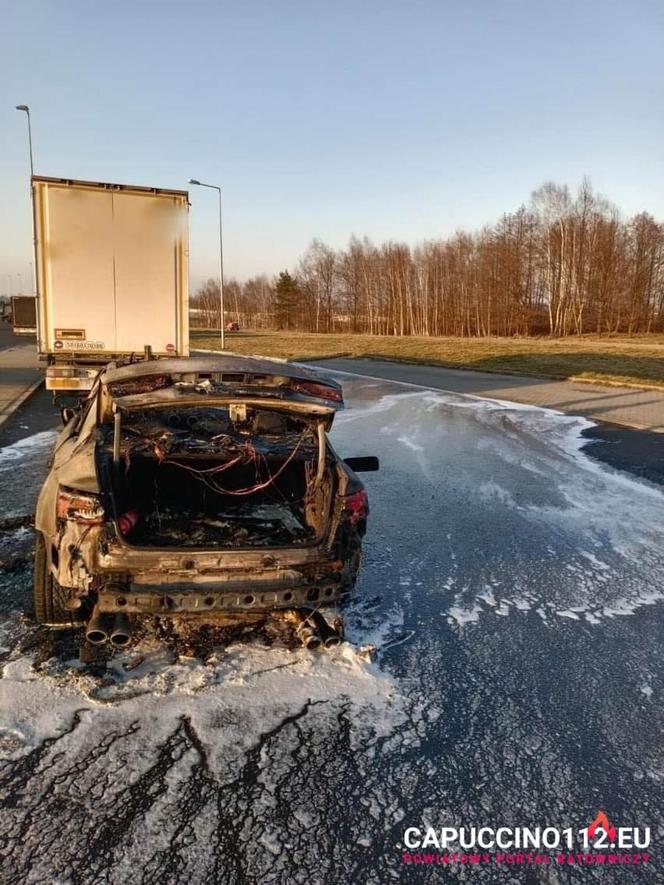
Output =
[
  {"x1": 11, "y1": 295, "x2": 37, "y2": 336},
  {"x1": 33, "y1": 176, "x2": 189, "y2": 393}
]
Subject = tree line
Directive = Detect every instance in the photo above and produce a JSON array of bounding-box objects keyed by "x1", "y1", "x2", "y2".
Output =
[{"x1": 191, "y1": 180, "x2": 664, "y2": 337}]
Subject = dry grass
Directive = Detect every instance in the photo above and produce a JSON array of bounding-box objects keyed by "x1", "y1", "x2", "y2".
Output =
[{"x1": 191, "y1": 330, "x2": 664, "y2": 389}]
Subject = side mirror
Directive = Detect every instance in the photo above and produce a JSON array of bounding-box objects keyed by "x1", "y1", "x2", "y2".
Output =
[
  {"x1": 60, "y1": 406, "x2": 77, "y2": 426},
  {"x1": 344, "y1": 456, "x2": 379, "y2": 472}
]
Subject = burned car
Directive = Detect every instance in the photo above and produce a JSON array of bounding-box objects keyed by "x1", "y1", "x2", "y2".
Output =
[{"x1": 34, "y1": 356, "x2": 378, "y2": 651}]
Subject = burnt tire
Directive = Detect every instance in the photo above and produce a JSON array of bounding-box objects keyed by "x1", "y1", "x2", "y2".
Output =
[{"x1": 33, "y1": 533, "x2": 71, "y2": 625}]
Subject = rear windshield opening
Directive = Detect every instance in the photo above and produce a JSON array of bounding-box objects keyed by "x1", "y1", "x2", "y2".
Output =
[{"x1": 100, "y1": 406, "x2": 333, "y2": 549}]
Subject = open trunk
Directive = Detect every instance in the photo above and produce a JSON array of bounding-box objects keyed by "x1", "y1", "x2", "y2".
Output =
[{"x1": 101, "y1": 405, "x2": 335, "y2": 549}]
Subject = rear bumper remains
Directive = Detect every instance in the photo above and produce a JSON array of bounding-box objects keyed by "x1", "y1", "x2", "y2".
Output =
[{"x1": 96, "y1": 577, "x2": 345, "y2": 614}]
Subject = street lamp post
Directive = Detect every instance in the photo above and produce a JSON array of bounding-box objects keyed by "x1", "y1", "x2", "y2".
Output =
[
  {"x1": 15, "y1": 105, "x2": 34, "y2": 177},
  {"x1": 15, "y1": 104, "x2": 40, "y2": 349},
  {"x1": 189, "y1": 178, "x2": 225, "y2": 351}
]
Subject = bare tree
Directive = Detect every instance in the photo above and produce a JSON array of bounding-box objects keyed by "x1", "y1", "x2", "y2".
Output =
[{"x1": 192, "y1": 180, "x2": 664, "y2": 338}]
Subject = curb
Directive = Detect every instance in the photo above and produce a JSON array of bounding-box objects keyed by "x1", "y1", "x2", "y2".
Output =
[
  {"x1": 0, "y1": 378, "x2": 44, "y2": 430},
  {"x1": 568, "y1": 375, "x2": 664, "y2": 392}
]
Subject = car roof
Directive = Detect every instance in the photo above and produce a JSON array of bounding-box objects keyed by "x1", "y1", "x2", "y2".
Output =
[
  {"x1": 97, "y1": 354, "x2": 343, "y2": 419},
  {"x1": 102, "y1": 354, "x2": 340, "y2": 389}
]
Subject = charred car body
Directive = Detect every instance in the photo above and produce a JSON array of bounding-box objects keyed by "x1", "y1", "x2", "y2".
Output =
[{"x1": 34, "y1": 356, "x2": 378, "y2": 650}]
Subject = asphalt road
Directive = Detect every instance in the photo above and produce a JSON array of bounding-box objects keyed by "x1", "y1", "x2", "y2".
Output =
[
  {"x1": 1, "y1": 374, "x2": 663, "y2": 884},
  {"x1": 307, "y1": 356, "x2": 664, "y2": 434},
  {"x1": 0, "y1": 322, "x2": 36, "y2": 353},
  {"x1": 309, "y1": 358, "x2": 664, "y2": 489},
  {"x1": 0, "y1": 324, "x2": 13, "y2": 351}
]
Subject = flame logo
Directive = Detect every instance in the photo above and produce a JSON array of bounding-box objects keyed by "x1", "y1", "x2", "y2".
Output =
[{"x1": 587, "y1": 810, "x2": 616, "y2": 842}]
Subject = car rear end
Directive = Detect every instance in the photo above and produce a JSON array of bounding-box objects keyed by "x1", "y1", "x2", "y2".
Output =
[{"x1": 72, "y1": 358, "x2": 369, "y2": 648}]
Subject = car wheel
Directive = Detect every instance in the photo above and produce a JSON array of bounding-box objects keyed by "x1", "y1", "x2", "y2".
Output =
[{"x1": 33, "y1": 533, "x2": 72, "y2": 625}]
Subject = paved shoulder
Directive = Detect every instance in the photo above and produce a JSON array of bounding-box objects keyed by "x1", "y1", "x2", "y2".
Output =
[
  {"x1": 310, "y1": 357, "x2": 664, "y2": 433},
  {"x1": 0, "y1": 335, "x2": 42, "y2": 428}
]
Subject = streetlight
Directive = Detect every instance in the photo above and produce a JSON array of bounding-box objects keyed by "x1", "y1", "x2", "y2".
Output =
[
  {"x1": 15, "y1": 104, "x2": 40, "y2": 349},
  {"x1": 15, "y1": 105, "x2": 34, "y2": 177},
  {"x1": 189, "y1": 178, "x2": 225, "y2": 351}
]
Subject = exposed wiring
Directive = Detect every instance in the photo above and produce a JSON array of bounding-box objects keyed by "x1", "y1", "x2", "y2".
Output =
[
  {"x1": 178, "y1": 428, "x2": 312, "y2": 496},
  {"x1": 114, "y1": 411, "x2": 318, "y2": 498}
]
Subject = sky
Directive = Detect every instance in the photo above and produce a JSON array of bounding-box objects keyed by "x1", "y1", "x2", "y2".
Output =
[{"x1": 1, "y1": 0, "x2": 664, "y2": 291}]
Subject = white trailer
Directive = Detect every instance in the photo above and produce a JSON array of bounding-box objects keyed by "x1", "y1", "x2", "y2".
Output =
[{"x1": 32, "y1": 176, "x2": 189, "y2": 392}]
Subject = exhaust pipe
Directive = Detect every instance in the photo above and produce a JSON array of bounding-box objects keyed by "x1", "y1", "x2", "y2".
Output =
[
  {"x1": 309, "y1": 610, "x2": 342, "y2": 649},
  {"x1": 85, "y1": 605, "x2": 114, "y2": 645},
  {"x1": 281, "y1": 609, "x2": 321, "y2": 650},
  {"x1": 280, "y1": 609, "x2": 342, "y2": 650},
  {"x1": 109, "y1": 613, "x2": 133, "y2": 648},
  {"x1": 295, "y1": 617, "x2": 321, "y2": 651}
]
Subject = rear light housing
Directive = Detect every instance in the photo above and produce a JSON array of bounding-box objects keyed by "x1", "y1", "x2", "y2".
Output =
[
  {"x1": 343, "y1": 489, "x2": 369, "y2": 525},
  {"x1": 108, "y1": 375, "x2": 171, "y2": 397},
  {"x1": 291, "y1": 380, "x2": 343, "y2": 403},
  {"x1": 56, "y1": 488, "x2": 105, "y2": 524}
]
